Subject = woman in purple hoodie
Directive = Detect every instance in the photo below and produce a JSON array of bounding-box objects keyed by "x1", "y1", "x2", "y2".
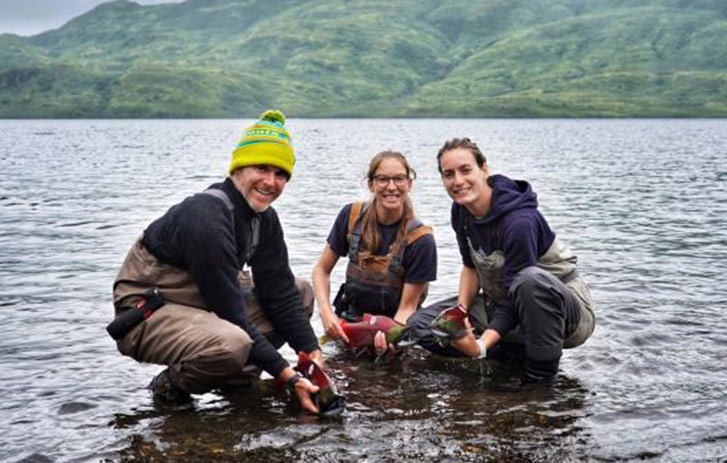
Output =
[{"x1": 409, "y1": 138, "x2": 595, "y2": 383}]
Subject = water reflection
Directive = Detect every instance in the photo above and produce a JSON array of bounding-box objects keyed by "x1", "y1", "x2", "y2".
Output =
[{"x1": 108, "y1": 347, "x2": 591, "y2": 463}]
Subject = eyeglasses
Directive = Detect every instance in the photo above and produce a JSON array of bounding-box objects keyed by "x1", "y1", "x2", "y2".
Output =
[{"x1": 373, "y1": 174, "x2": 409, "y2": 187}]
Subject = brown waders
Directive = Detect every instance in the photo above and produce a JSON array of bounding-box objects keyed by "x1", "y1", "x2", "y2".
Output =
[
  {"x1": 337, "y1": 201, "x2": 433, "y2": 320},
  {"x1": 112, "y1": 238, "x2": 313, "y2": 395}
]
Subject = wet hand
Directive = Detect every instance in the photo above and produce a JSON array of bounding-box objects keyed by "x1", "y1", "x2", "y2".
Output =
[
  {"x1": 322, "y1": 312, "x2": 349, "y2": 343},
  {"x1": 295, "y1": 377, "x2": 320, "y2": 414},
  {"x1": 374, "y1": 330, "x2": 390, "y2": 356},
  {"x1": 450, "y1": 317, "x2": 480, "y2": 358}
]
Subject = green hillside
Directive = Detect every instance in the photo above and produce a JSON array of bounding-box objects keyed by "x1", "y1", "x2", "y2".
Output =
[{"x1": 1, "y1": 0, "x2": 726, "y2": 117}]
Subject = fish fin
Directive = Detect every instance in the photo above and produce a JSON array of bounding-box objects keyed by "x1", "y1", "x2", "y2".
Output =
[{"x1": 395, "y1": 330, "x2": 420, "y2": 348}]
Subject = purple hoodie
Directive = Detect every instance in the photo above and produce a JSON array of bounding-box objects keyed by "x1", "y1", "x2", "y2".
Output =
[{"x1": 451, "y1": 174, "x2": 556, "y2": 335}]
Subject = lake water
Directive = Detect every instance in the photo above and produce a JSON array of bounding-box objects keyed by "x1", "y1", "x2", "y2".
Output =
[{"x1": 1, "y1": 119, "x2": 726, "y2": 463}]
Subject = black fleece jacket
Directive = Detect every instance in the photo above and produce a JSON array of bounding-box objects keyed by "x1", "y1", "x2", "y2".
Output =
[{"x1": 141, "y1": 177, "x2": 319, "y2": 378}]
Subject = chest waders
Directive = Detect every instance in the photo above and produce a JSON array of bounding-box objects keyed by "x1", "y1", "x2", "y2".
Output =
[
  {"x1": 463, "y1": 220, "x2": 594, "y2": 347},
  {"x1": 112, "y1": 188, "x2": 261, "y2": 331},
  {"x1": 200, "y1": 189, "x2": 263, "y2": 318},
  {"x1": 200, "y1": 189, "x2": 260, "y2": 266},
  {"x1": 110, "y1": 188, "x2": 286, "y2": 395},
  {"x1": 334, "y1": 201, "x2": 432, "y2": 321},
  {"x1": 466, "y1": 236, "x2": 578, "y2": 305}
]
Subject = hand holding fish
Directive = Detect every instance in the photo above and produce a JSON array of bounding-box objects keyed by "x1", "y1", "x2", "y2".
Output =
[
  {"x1": 429, "y1": 303, "x2": 470, "y2": 340},
  {"x1": 450, "y1": 317, "x2": 480, "y2": 357},
  {"x1": 320, "y1": 310, "x2": 350, "y2": 344},
  {"x1": 293, "y1": 351, "x2": 346, "y2": 415},
  {"x1": 373, "y1": 330, "x2": 397, "y2": 356},
  {"x1": 280, "y1": 367, "x2": 320, "y2": 414},
  {"x1": 447, "y1": 317, "x2": 499, "y2": 359},
  {"x1": 293, "y1": 376, "x2": 321, "y2": 414}
]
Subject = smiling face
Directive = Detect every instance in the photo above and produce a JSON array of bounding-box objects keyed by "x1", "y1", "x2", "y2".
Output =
[
  {"x1": 438, "y1": 147, "x2": 491, "y2": 216},
  {"x1": 232, "y1": 164, "x2": 289, "y2": 212},
  {"x1": 368, "y1": 157, "x2": 412, "y2": 222}
]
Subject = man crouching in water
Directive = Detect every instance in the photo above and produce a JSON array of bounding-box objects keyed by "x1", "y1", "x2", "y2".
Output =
[{"x1": 110, "y1": 110, "x2": 322, "y2": 412}]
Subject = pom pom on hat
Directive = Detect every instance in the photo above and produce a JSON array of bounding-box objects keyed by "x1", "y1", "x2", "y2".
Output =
[
  {"x1": 260, "y1": 109, "x2": 286, "y2": 125},
  {"x1": 229, "y1": 109, "x2": 295, "y2": 179}
]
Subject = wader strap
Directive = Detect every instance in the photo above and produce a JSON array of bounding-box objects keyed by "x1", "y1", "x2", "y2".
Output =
[
  {"x1": 249, "y1": 217, "x2": 260, "y2": 264},
  {"x1": 347, "y1": 202, "x2": 432, "y2": 276},
  {"x1": 347, "y1": 201, "x2": 366, "y2": 262},
  {"x1": 389, "y1": 218, "x2": 432, "y2": 275},
  {"x1": 199, "y1": 188, "x2": 260, "y2": 265},
  {"x1": 347, "y1": 201, "x2": 365, "y2": 236},
  {"x1": 406, "y1": 225, "x2": 433, "y2": 245},
  {"x1": 388, "y1": 245, "x2": 405, "y2": 275},
  {"x1": 200, "y1": 188, "x2": 234, "y2": 211}
]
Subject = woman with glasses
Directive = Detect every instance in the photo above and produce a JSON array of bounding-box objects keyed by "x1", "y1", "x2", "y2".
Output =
[
  {"x1": 409, "y1": 138, "x2": 595, "y2": 383},
  {"x1": 312, "y1": 151, "x2": 437, "y2": 356}
]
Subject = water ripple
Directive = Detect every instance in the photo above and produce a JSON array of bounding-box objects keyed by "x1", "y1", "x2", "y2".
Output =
[{"x1": 1, "y1": 119, "x2": 726, "y2": 463}]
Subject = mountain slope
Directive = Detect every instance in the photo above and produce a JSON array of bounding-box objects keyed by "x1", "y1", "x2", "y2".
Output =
[{"x1": 0, "y1": 0, "x2": 725, "y2": 117}]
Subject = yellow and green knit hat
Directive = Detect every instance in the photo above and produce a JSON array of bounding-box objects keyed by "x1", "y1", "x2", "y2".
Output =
[{"x1": 229, "y1": 109, "x2": 295, "y2": 179}]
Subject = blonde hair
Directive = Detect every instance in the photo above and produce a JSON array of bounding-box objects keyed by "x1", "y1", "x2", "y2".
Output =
[{"x1": 360, "y1": 151, "x2": 415, "y2": 252}]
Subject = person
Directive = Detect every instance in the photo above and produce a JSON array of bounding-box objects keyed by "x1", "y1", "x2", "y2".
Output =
[
  {"x1": 312, "y1": 151, "x2": 437, "y2": 356},
  {"x1": 110, "y1": 110, "x2": 323, "y2": 412},
  {"x1": 409, "y1": 138, "x2": 595, "y2": 383}
]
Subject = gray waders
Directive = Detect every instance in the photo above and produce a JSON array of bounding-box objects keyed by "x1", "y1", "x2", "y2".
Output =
[{"x1": 409, "y1": 238, "x2": 595, "y2": 379}]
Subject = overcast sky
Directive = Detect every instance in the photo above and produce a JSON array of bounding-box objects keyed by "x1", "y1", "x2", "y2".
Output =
[{"x1": 0, "y1": 0, "x2": 182, "y2": 36}]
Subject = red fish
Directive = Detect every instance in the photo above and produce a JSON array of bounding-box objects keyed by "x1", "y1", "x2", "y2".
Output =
[
  {"x1": 429, "y1": 304, "x2": 469, "y2": 340},
  {"x1": 293, "y1": 351, "x2": 345, "y2": 415},
  {"x1": 320, "y1": 313, "x2": 407, "y2": 348}
]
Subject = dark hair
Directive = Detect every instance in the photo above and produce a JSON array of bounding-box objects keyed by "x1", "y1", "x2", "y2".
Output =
[
  {"x1": 436, "y1": 138, "x2": 486, "y2": 173},
  {"x1": 361, "y1": 150, "x2": 415, "y2": 252}
]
